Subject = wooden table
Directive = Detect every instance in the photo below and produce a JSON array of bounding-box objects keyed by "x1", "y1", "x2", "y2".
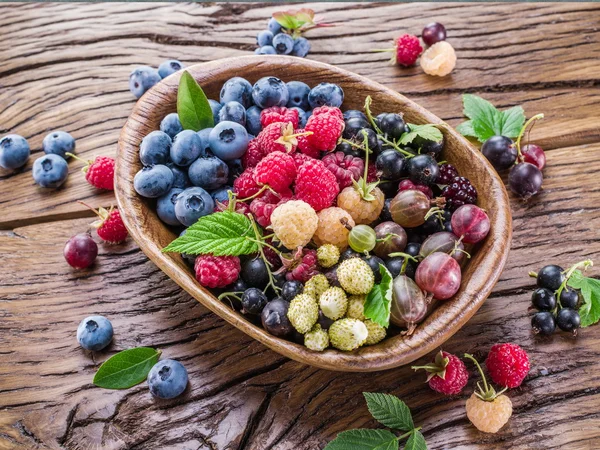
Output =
[{"x1": 1, "y1": 3, "x2": 600, "y2": 449}]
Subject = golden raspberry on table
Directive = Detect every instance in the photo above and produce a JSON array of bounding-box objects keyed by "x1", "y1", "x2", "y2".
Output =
[
  {"x1": 466, "y1": 393, "x2": 513, "y2": 433},
  {"x1": 420, "y1": 41, "x2": 457, "y2": 77}
]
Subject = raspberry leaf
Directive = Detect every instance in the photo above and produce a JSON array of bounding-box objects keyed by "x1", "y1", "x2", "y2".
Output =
[
  {"x1": 177, "y1": 71, "x2": 214, "y2": 132},
  {"x1": 399, "y1": 124, "x2": 443, "y2": 146},
  {"x1": 458, "y1": 94, "x2": 526, "y2": 142},
  {"x1": 93, "y1": 347, "x2": 160, "y2": 389},
  {"x1": 363, "y1": 393, "x2": 414, "y2": 431},
  {"x1": 162, "y1": 211, "x2": 259, "y2": 256},
  {"x1": 324, "y1": 429, "x2": 399, "y2": 450},
  {"x1": 364, "y1": 265, "x2": 393, "y2": 328},
  {"x1": 567, "y1": 270, "x2": 600, "y2": 327},
  {"x1": 404, "y1": 431, "x2": 427, "y2": 450}
]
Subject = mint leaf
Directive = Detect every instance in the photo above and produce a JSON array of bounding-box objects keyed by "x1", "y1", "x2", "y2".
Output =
[
  {"x1": 568, "y1": 270, "x2": 600, "y2": 327},
  {"x1": 364, "y1": 265, "x2": 393, "y2": 328},
  {"x1": 404, "y1": 431, "x2": 427, "y2": 450},
  {"x1": 163, "y1": 211, "x2": 258, "y2": 256},
  {"x1": 325, "y1": 429, "x2": 399, "y2": 450},
  {"x1": 455, "y1": 120, "x2": 477, "y2": 138},
  {"x1": 363, "y1": 393, "x2": 414, "y2": 431},
  {"x1": 459, "y1": 94, "x2": 526, "y2": 142},
  {"x1": 177, "y1": 71, "x2": 214, "y2": 132},
  {"x1": 399, "y1": 124, "x2": 443, "y2": 146},
  {"x1": 93, "y1": 347, "x2": 160, "y2": 389}
]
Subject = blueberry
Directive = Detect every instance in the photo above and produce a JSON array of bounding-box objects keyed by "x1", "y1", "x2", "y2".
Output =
[
  {"x1": 343, "y1": 110, "x2": 367, "y2": 121},
  {"x1": 158, "y1": 59, "x2": 184, "y2": 79},
  {"x1": 42, "y1": 131, "x2": 75, "y2": 159},
  {"x1": 140, "y1": 131, "x2": 172, "y2": 166},
  {"x1": 220, "y1": 77, "x2": 253, "y2": 109},
  {"x1": 267, "y1": 17, "x2": 282, "y2": 35},
  {"x1": 281, "y1": 280, "x2": 304, "y2": 301},
  {"x1": 77, "y1": 315, "x2": 113, "y2": 351},
  {"x1": 257, "y1": 46, "x2": 277, "y2": 55},
  {"x1": 160, "y1": 113, "x2": 183, "y2": 138},
  {"x1": 272, "y1": 33, "x2": 294, "y2": 54},
  {"x1": 147, "y1": 359, "x2": 188, "y2": 399},
  {"x1": 285, "y1": 81, "x2": 310, "y2": 110},
  {"x1": 245, "y1": 105, "x2": 262, "y2": 136},
  {"x1": 252, "y1": 77, "x2": 289, "y2": 109},
  {"x1": 375, "y1": 113, "x2": 406, "y2": 140},
  {"x1": 211, "y1": 185, "x2": 233, "y2": 203},
  {"x1": 257, "y1": 30, "x2": 274, "y2": 47},
  {"x1": 174, "y1": 187, "x2": 214, "y2": 226},
  {"x1": 32, "y1": 154, "x2": 68, "y2": 188},
  {"x1": 170, "y1": 130, "x2": 203, "y2": 167},
  {"x1": 166, "y1": 163, "x2": 191, "y2": 189},
  {"x1": 134, "y1": 164, "x2": 174, "y2": 198},
  {"x1": 188, "y1": 155, "x2": 229, "y2": 190},
  {"x1": 537, "y1": 265, "x2": 565, "y2": 291},
  {"x1": 241, "y1": 287, "x2": 269, "y2": 315},
  {"x1": 292, "y1": 37, "x2": 311, "y2": 58},
  {"x1": 129, "y1": 66, "x2": 161, "y2": 99},
  {"x1": 241, "y1": 257, "x2": 269, "y2": 289},
  {"x1": 218, "y1": 101, "x2": 246, "y2": 126},
  {"x1": 227, "y1": 159, "x2": 244, "y2": 185},
  {"x1": 0, "y1": 134, "x2": 30, "y2": 169},
  {"x1": 197, "y1": 128, "x2": 213, "y2": 154},
  {"x1": 308, "y1": 83, "x2": 344, "y2": 109},
  {"x1": 208, "y1": 121, "x2": 249, "y2": 161},
  {"x1": 157, "y1": 188, "x2": 183, "y2": 226},
  {"x1": 291, "y1": 107, "x2": 308, "y2": 128}
]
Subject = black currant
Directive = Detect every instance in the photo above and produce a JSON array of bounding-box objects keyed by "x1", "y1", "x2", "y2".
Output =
[
  {"x1": 375, "y1": 113, "x2": 406, "y2": 140},
  {"x1": 323, "y1": 265, "x2": 341, "y2": 287},
  {"x1": 261, "y1": 298, "x2": 293, "y2": 337},
  {"x1": 281, "y1": 280, "x2": 303, "y2": 301},
  {"x1": 531, "y1": 288, "x2": 557, "y2": 311},
  {"x1": 404, "y1": 242, "x2": 421, "y2": 257},
  {"x1": 336, "y1": 141, "x2": 362, "y2": 158},
  {"x1": 241, "y1": 257, "x2": 270, "y2": 289},
  {"x1": 405, "y1": 230, "x2": 424, "y2": 245},
  {"x1": 537, "y1": 265, "x2": 565, "y2": 291},
  {"x1": 380, "y1": 198, "x2": 393, "y2": 221},
  {"x1": 379, "y1": 180, "x2": 399, "y2": 199},
  {"x1": 407, "y1": 154, "x2": 439, "y2": 185},
  {"x1": 317, "y1": 310, "x2": 335, "y2": 330},
  {"x1": 362, "y1": 254, "x2": 385, "y2": 283},
  {"x1": 556, "y1": 308, "x2": 581, "y2": 333},
  {"x1": 531, "y1": 311, "x2": 556, "y2": 335},
  {"x1": 376, "y1": 149, "x2": 405, "y2": 181},
  {"x1": 342, "y1": 117, "x2": 371, "y2": 139},
  {"x1": 241, "y1": 288, "x2": 268, "y2": 315},
  {"x1": 408, "y1": 135, "x2": 444, "y2": 157},
  {"x1": 230, "y1": 278, "x2": 248, "y2": 293},
  {"x1": 481, "y1": 136, "x2": 517, "y2": 170},
  {"x1": 339, "y1": 248, "x2": 360, "y2": 262},
  {"x1": 343, "y1": 110, "x2": 367, "y2": 122},
  {"x1": 560, "y1": 289, "x2": 580, "y2": 309},
  {"x1": 508, "y1": 162, "x2": 543, "y2": 199},
  {"x1": 385, "y1": 256, "x2": 416, "y2": 279}
]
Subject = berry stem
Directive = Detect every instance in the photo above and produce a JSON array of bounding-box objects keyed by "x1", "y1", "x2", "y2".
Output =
[
  {"x1": 464, "y1": 353, "x2": 506, "y2": 401},
  {"x1": 378, "y1": 135, "x2": 415, "y2": 158},
  {"x1": 237, "y1": 184, "x2": 275, "y2": 202},
  {"x1": 528, "y1": 271, "x2": 538, "y2": 278},
  {"x1": 363, "y1": 96, "x2": 383, "y2": 135},
  {"x1": 396, "y1": 427, "x2": 422, "y2": 441},
  {"x1": 248, "y1": 216, "x2": 281, "y2": 295},
  {"x1": 515, "y1": 113, "x2": 544, "y2": 159},
  {"x1": 387, "y1": 252, "x2": 419, "y2": 274},
  {"x1": 555, "y1": 259, "x2": 593, "y2": 299}
]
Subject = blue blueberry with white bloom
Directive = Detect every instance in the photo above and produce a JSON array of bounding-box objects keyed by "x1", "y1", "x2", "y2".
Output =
[
  {"x1": 211, "y1": 186, "x2": 233, "y2": 203},
  {"x1": 158, "y1": 59, "x2": 184, "y2": 79},
  {"x1": 208, "y1": 99, "x2": 222, "y2": 125},
  {"x1": 157, "y1": 188, "x2": 183, "y2": 226},
  {"x1": 32, "y1": 154, "x2": 68, "y2": 188},
  {"x1": 268, "y1": 17, "x2": 282, "y2": 35},
  {"x1": 245, "y1": 105, "x2": 262, "y2": 136},
  {"x1": 170, "y1": 130, "x2": 203, "y2": 167},
  {"x1": 134, "y1": 164, "x2": 174, "y2": 198},
  {"x1": 257, "y1": 30, "x2": 274, "y2": 47},
  {"x1": 252, "y1": 77, "x2": 289, "y2": 109},
  {"x1": 286, "y1": 81, "x2": 310, "y2": 110},
  {"x1": 218, "y1": 101, "x2": 246, "y2": 126},
  {"x1": 257, "y1": 46, "x2": 277, "y2": 55},
  {"x1": 175, "y1": 187, "x2": 214, "y2": 226},
  {"x1": 0, "y1": 134, "x2": 30, "y2": 170},
  {"x1": 42, "y1": 131, "x2": 75, "y2": 159},
  {"x1": 220, "y1": 77, "x2": 253, "y2": 109},
  {"x1": 160, "y1": 113, "x2": 183, "y2": 138},
  {"x1": 291, "y1": 107, "x2": 309, "y2": 128},
  {"x1": 308, "y1": 82, "x2": 344, "y2": 109},
  {"x1": 167, "y1": 163, "x2": 190, "y2": 189},
  {"x1": 272, "y1": 33, "x2": 294, "y2": 55},
  {"x1": 292, "y1": 37, "x2": 311, "y2": 58},
  {"x1": 77, "y1": 315, "x2": 113, "y2": 351},
  {"x1": 140, "y1": 131, "x2": 172, "y2": 166},
  {"x1": 129, "y1": 66, "x2": 161, "y2": 99},
  {"x1": 197, "y1": 128, "x2": 213, "y2": 155},
  {"x1": 147, "y1": 359, "x2": 188, "y2": 399},
  {"x1": 188, "y1": 155, "x2": 229, "y2": 190},
  {"x1": 208, "y1": 121, "x2": 249, "y2": 161}
]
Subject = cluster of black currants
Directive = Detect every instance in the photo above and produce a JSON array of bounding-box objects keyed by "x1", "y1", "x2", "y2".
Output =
[{"x1": 530, "y1": 264, "x2": 581, "y2": 336}]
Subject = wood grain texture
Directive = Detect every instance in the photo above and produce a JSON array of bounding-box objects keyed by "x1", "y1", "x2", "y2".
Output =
[{"x1": 1, "y1": 2, "x2": 600, "y2": 449}]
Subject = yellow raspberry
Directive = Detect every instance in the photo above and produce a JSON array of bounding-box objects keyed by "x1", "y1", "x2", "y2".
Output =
[
  {"x1": 287, "y1": 294, "x2": 319, "y2": 334},
  {"x1": 337, "y1": 258, "x2": 375, "y2": 295},
  {"x1": 420, "y1": 41, "x2": 457, "y2": 77},
  {"x1": 304, "y1": 274, "x2": 330, "y2": 299},
  {"x1": 319, "y1": 287, "x2": 348, "y2": 320},
  {"x1": 317, "y1": 244, "x2": 340, "y2": 268},
  {"x1": 337, "y1": 186, "x2": 385, "y2": 225},
  {"x1": 363, "y1": 320, "x2": 386, "y2": 345},
  {"x1": 345, "y1": 295, "x2": 366, "y2": 320},
  {"x1": 313, "y1": 207, "x2": 355, "y2": 250},
  {"x1": 466, "y1": 393, "x2": 512, "y2": 433},
  {"x1": 270, "y1": 200, "x2": 318, "y2": 250},
  {"x1": 304, "y1": 324, "x2": 329, "y2": 351},
  {"x1": 329, "y1": 318, "x2": 368, "y2": 351}
]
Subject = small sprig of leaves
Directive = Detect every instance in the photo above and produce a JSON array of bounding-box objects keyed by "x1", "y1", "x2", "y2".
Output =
[
  {"x1": 93, "y1": 347, "x2": 160, "y2": 389},
  {"x1": 325, "y1": 393, "x2": 427, "y2": 450},
  {"x1": 272, "y1": 8, "x2": 331, "y2": 38},
  {"x1": 364, "y1": 264, "x2": 393, "y2": 328},
  {"x1": 177, "y1": 71, "x2": 214, "y2": 131}
]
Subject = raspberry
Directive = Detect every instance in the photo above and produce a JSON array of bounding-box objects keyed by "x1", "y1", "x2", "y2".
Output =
[
  {"x1": 367, "y1": 162, "x2": 378, "y2": 183},
  {"x1": 295, "y1": 159, "x2": 340, "y2": 211},
  {"x1": 337, "y1": 185, "x2": 385, "y2": 225},
  {"x1": 86, "y1": 205, "x2": 128, "y2": 244},
  {"x1": 397, "y1": 179, "x2": 433, "y2": 199},
  {"x1": 296, "y1": 129, "x2": 321, "y2": 158},
  {"x1": 394, "y1": 34, "x2": 423, "y2": 66},
  {"x1": 328, "y1": 318, "x2": 368, "y2": 351},
  {"x1": 319, "y1": 287, "x2": 348, "y2": 320},
  {"x1": 441, "y1": 176, "x2": 477, "y2": 211},
  {"x1": 337, "y1": 258, "x2": 375, "y2": 295},
  {"x1": 304, "y1": 274, "x2": 330, "y2": 299},
  {"x1": 466, "y1": 393, "x2": 512, "y2": 434},
  {"x1": 214, "y1": 199, "x2": 251, "y2": 215},
  {"x1": 305, "y1": 106, "x2": 345, "y2": 152},
  {"x1": 317, "y1": 244, "x2": 340, "y2": 268},
  {"x1": 85, "y1": 156, "x2": 115, "y2": 190},
  {"x1": 242, "y1": 139, "x2": 265, "y2": 169},
  {"x1": 313, "y1": 207, "x2": 355, "y2": 249},
  {"x1": 304, "y1": 324, "x2": 329, "y2": 351},
  {"x1": 285, "y1": 248, "x2": 319, "y2": 282},
  {"x1": 233, "y1": 168, "x2": 260, "y2": 199},
  {"x1": 345, "y1": 295, "x2": 366, "y2": 320},
  {"x1": 257, "y1": 122, "x2": 303, "y2": 154},
  {"x1": 322, "y1": 151, "x2": 364, "y2": 190},
  {"x1": 436, "y1": 163, "x2": 459, "y2": 185},
  {"x1": 412, "y1": 351, "x2": 469, "y2": 395},
  {"x1": 287, "y1": 293, "x2": 319, "y2": 334},
  {"x1": 254, "y1": 151, "x2": 296, "y2": 192},
  {"x1": 194, "y1": 255, "x2": 241, "y2": 288},
  {"x1": 270, "y1": 200, "x2": 319, "y2": 250},
  {"x1": 250, "y1": 193, "x2": 290, "y2": 228},
  {"x1": 364, "y1": 320, "x2": 386, "y2": 345},
  {"x1": 292, "y1": 152, "x2": 316, "y2": 170},
  {"x1": 260, "y1": 106, "x2": 299, "y2": 129},
  {"x1": 485, "y1": 343, "x2": 530, "y2": 388},
  {"x1": 420, "y1": 41, "x2": 457, "y2": 77}
]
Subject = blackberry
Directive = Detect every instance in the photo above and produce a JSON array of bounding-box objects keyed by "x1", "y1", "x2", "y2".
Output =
[
  {"x1": 436, "y1": 163, "x2": 459, "y2": 185},
  {"x1": 441, "y1": 176, "x2": 477, "y2": 211}
]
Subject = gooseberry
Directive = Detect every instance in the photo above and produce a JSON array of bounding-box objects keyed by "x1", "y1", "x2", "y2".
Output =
[
  {"x1": 390, "y1": 190, "x2": 437, "y2": 228},
  {"x1": 415, "y1": 252, "x2": 461, "y2": 300},
  {"x1": 373, "y1": 221, "x2": 407, "y2": 259},
  {"x1": 348, "y1": 224, "x2": 377, "y2": 254},
  {"x1": 390, "y1": 274, "x2": 429, "y2": 334},
  {"x1": 420, "y1": 231, "x2": 466, "y2": 264},
  {"x1": 450, "y1": 204, "x2": 490, "y2": 244}
]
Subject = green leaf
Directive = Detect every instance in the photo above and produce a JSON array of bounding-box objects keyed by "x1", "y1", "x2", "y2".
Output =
[
  {"x1": 455, "y1": 120, "x2": 477, "y2": 138},
  {"x1": 363, "y1": 393, "x2": 414, "y2": 431},
  {"x1": 497, "y1": 105, "x2": 526, "y2": 138},
  {"x1": 273, "y1": 11, "x2": 304, "y2": 30},
  {"x1": 93, "y1": 347, "x2": 160, "y2": 389},
  {"x1": 399, "y1": 124, "x2": 443, "y2": 146},
  {"x1": 163, "y1": 211, "x2": 259, "y2": 256},
  {"x1": 568, "y1": 270, "x2": 600, "y2": 327},
  {"x1": 364, "y1": 265, "x2": 393, "y2": 328},
  {"x1": 459, "y1": 94, "x2": 526, "y2": 143},
  {"x1": 177, "y1": 71, "x2": 214, "y2": 132},
  {"x1": 404, "y1": 431, "x2": 427, "y2": 450},
  {"x1": 462, "y1": 94, "x2": 499, "y2": 123},
  {"x1": 325, "y1": 429, "x2": 399, "y2": 450}
]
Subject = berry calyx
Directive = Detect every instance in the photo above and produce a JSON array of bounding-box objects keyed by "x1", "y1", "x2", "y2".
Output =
[
  {"x1": 412, "y1": 351, "x2": 469, "y2": 395},
  {"x1": 464, "y1": 353, "x2": 507, "y2": 401},
  {"x1": 80, "y1": 202, "x2": 128, "y2": 244}
]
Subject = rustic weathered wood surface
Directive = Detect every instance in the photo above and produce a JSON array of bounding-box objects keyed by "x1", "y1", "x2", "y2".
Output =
[{"x1": 1, "y1": 2, "x2": 600, "y2": 449}]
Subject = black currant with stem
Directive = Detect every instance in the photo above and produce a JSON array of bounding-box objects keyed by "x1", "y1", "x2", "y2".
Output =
[{"x1": 508, "y1": 114, "x2": 545, "y2": 198}]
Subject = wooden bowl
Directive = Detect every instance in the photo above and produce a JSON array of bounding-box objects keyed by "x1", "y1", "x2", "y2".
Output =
[{"x1": 115, "y1": 56, "x2": 511, "y2": 372}]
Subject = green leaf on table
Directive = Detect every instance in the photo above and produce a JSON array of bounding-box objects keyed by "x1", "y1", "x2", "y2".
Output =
[
  {"x1": 399, "y1": 124, "x2": 443, "y2": 146},
  {"x1": 404, "y1": 431, "x2": 427, "y2": 450},
  {"x1": 93, "y1": 347, "x2": 160, "y2": 389},
  {"x1": 177, "y1": 70, "x2": 214, "y2": 132},
  {"x1": 455, "y1": 120, "x2": 477, "y2": 138},
  {"x1": 364, "y1": 265, "x2": 393, "y2": 328},
  {"x1": 497, "y1": 105, "x2": 526, "y2": 138},
  {"x1": 363, "y1": 393, "x2": 414, "y2": 431},
  {"x1": 568, "y1": 270, "x2": 600, "y2": 327},
  {"x1": 163, "y1": 211, "x2": 258, "y2": 256},
  {"x1": 457, "y1": 94, "x2": 525, "y2": 142},
  {"x1": 324, "y1": 429, "x2": 399, "y2": 450}
]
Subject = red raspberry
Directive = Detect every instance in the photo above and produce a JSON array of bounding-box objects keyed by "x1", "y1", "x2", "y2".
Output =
[
  {"x1": 194, "y1": 255, "x2": 241, "y2": 289},
  {"x1": 367, "y1": 162, "x2": 378, "y2": 183},
  {"x1": 398, "y1": 179, "x2": 433, "y2": 198},
  {"x1": 322, "y1": 151, "x2": 364, "y2": 190},
  {"x1": 292, "y1": 152, "x2": 316, "y2": 170},
  {"x1": 254, "y1": 151, "x2": 296, "y2": 192},
  {"x1": 70, "y1": 153, "x2": 115, "y2": 190},
  {"x1": 295, "y1": 159, "x2": 340, "y2": 211},
  {"x1": 84, "y1": 204, "x2": 128, "y2": 244},
  {"x1": 257, "y1": 122, "x2": 302, "y2": 154},
  {"x1": 242, "y1": 139, "x2": 265, "y2": 169},
  {"x1": 412, "y1": 351, "x2": 469, "y2": 395},
  {"x1": 285, "y1": 249, "x2": 318, "y2": 282},
  {"x1": 486, "y1": 343, "x2": 530, "y2": 388},
  {"x1": 305, "y1": 106, "x2": 344, "y2": 152},
  {"x1": 395, "y1": 34, "x2": 423, "y2": 66},
  {"x1": 250, "y1": 190, "x2": 292, "y2": 228},
  {"x1": 296, "y1": 129, "x2": 320, "y2": 158},
  {"x1": 260, "y1": 106, "x2": 299, "y2": 129},
  {"x1": 233, "y1": 168, "x2": 260, "y2": 199},
  {"x1": 214, "y1": 200, "x2": 251, "y2": 215}
]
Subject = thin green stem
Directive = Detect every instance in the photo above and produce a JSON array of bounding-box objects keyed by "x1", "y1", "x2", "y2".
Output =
[
  {"x1": 248, "y1": 217, "x2": 281, "y2": 295},
  {"x1": 555, "y1": 259, "x2": 593, "y2": 299},
  {"x1": 378, "y1": 135, "x2": 415, "y2": 158},
  {"x1": 516, "y1": 113, "x2": 544, "y2": 158},
  {"x1": 397, "y1": 427, "x2": 421, "y2": 441},
  {"x1": 363, "y1": 96, "x2": 383, "y2": 135},
  {"x1": 464, "y1": 353, "x2": 489, "y2": 393}
]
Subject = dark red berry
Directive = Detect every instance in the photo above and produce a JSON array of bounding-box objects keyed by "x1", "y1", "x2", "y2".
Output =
[
  {"x1": 441, "y1": 176, "x2": 477, "y2": 210},
  {"x1": 521, "y1": 144, "x2": 546, "y2": 170},
  {"x1": 422, "y1": 22, "x2": 447, "y2": 47},
  {"x1": 64, "y1": 233, "x2": 98, "y2": 269},
  {"x1": 436, "y1": 163, "x2": 459, "y2": 185},
  {"x1": 508, "y1": 163, "x2": 543, "y2": 199}
]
